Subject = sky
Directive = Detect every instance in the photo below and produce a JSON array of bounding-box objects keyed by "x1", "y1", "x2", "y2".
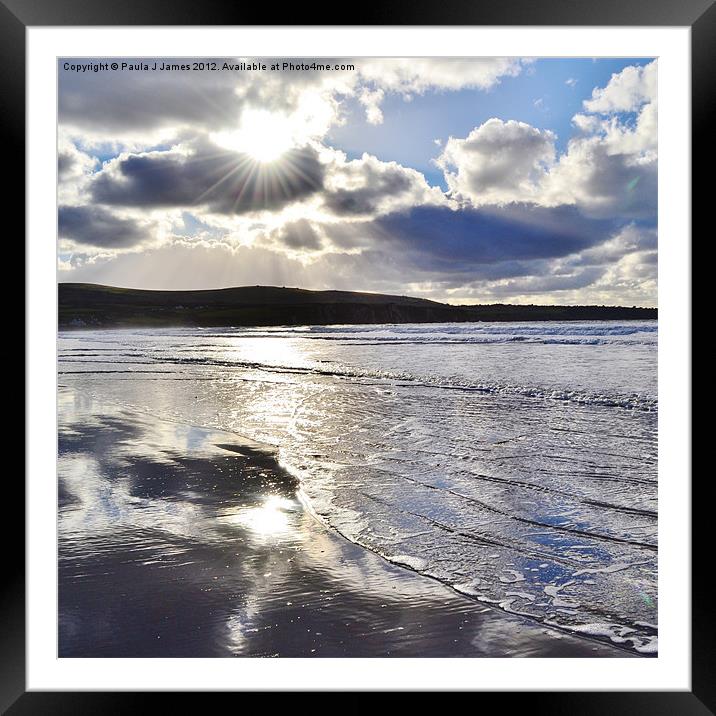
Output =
[{"x1": 57, "y1": 57, "x2": 657, "y2": 306}]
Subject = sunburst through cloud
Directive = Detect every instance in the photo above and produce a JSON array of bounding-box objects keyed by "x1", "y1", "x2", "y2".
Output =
[{"x1": 57, "y1": 56, "x2": 659, "y2": 662}]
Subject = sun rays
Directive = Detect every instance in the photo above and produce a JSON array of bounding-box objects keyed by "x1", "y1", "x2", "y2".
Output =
[{"x1": 212, "y1": 109, "x2": 297, "y2": 164}]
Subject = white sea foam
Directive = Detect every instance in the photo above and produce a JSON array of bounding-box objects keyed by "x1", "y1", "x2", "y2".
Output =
[
  {"x1": 58, "y1": 319, "x2": 658, "y2": 654},
  {"x1": 389, "y1": 555, "x2": 429, "y2": 572}
]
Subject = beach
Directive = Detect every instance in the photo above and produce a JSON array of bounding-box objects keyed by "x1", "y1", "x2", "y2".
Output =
[
  {"x1": 58, "y1": 320, "x2": 657, "y2": 657},
  {"x1": 51, "y1": 49, "x2": 665, "y2": 671},
  {"x1": 59, "y1": 387, "x2": 632, "y2": 658}
]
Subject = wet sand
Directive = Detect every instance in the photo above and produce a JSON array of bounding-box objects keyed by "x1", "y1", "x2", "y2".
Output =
[{"x1": 58, "y1": 387, "x2": 631, "y2": 657}]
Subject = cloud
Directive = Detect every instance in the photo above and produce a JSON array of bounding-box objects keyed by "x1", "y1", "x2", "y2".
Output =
[
  {"x1": 322, "y1": 151, "x2": 446, "y2": 218},
  {"x1": 359, "y1": 88, "x2": 385, "y2": 125},
  {"x1": 57, "y1": 57, "x2": 657, "y2": 306},
  {"x1": 375, "y1": 204, "x2": 617, "y2": 270},
  {"x1": 59, "y1": 62, "x2": 245, "y2": 152},
  {"x1": 59, "y1": 57, "x2": 528, "y2": 145},
  {"x1": 548, "y1": 62, "x2": 657, "y2": 219},
  {"x1": 59, "y1": 58, "x2": 335, "y2": 138},
  {"x1": 58, "y1": 205, "x2": 147, "y2": 248},
  {"x1": 573, "y1": 59, "x2": 657, "y2": 161},
  {"x1": 437, "y1": 119, "x2": 556, "y2": 206},
  {"x1": 543, "y1": 136, "x2": 657, "y2": 219},
  {"x1": 470, "y1": 223, "x2": 657, "y2": 304},
  {"x1": 57, "y1": 239, "x2": 316, "y2": 290},
  {"x1": 58, "y1": 216, "x2": 655, "y2": 307},
  {"x1": 271, "y1": 219, "x2": 323, "y2": 251},
  {"x1": 583, "y1": 60, "x2": 656, "y2": 114},
  {"x1": 569, "y1": 223, "x2": 657, "y2": 265},
  {"x1": 354, "y1": 58, "x2": 526, "y2": 123},
  {"x1": 359, "y1": 58, "x2": 525, "y2": 94},
  {"x1": 436, "y1": 62, "x2": 657, "y2": 220},
  {"x1": 58, "y1": 134, "x2": 98, "y2": 203},
  {"x1": 480, "y1": 266, "x2": 608, "y2": 297},
  {"x1": 57, "y1": 147, "x2": 90, "y2": 181},
  {"x1": 90, "y1": 140, "x2": 325, "y2": 215}
]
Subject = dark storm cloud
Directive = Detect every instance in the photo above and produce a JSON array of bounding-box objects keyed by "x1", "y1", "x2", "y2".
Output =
[
  {"x1": 375, "y1": 204, "x2": 618, "y2": 270},
  {"x1": 91, "y1": 143, "x2": 325, "y2": 214},
  {"x1": 58, "y1": 205, "x2": 146, "y2": 248}
]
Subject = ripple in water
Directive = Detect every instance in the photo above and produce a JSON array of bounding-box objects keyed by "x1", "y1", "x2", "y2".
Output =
[{"x1": 59, "y1": 320, "x2": 658, "y2": 654}]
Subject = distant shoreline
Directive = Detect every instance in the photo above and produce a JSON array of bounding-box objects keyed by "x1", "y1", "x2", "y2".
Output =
[{"x1": 58, "y1": 282, "x2": 657, "y2": 330}]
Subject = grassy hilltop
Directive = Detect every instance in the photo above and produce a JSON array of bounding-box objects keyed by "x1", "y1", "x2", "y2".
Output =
[{"x1": 58, "y1": 283, "x2": 657, "y2": 329}]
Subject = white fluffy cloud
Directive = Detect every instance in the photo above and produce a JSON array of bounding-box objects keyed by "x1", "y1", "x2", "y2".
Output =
[
  {"x1": 354, "y1": 58, "x2": 526, "y2": 124},
  {"x1": 437, "y1": 119, "x2": 557, "y2": 205},
  {"x1": 436, "y1": 60, "x2": 657, "y2": 218},
  {"x1": 583, "y1": 60, "x2": 657, "y2": 114},
  {"x1": 322, "y1": 150, "x2": 448, "y2": 218},
  {"x1": 546, "y1": 61, "x2": 657, "y2": 216},
  {"x1": 542, "y1": 135, "x2": 657, "y2": 218},
  {"x1": 573, "y1": 59, "x2": 657, "y2": 160}
]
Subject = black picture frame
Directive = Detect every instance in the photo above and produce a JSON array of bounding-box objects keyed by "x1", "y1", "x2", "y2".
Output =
[{"x1": 8, "y1": 0, "x2": 703, "y2": 709}]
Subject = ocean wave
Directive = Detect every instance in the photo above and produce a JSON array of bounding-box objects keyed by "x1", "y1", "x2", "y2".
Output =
[
  {"x1": 156, "y1": 321, "x2": 658, "y2": 349},
  {"x1": 303, "y1": 321, "x2": 658, "y2": 337},
  {"x1": 59, "y1": 349, "x2": 657, "y2": 412},
  {"x1": 58, "y1": 322, "x2": 659, "y2": 655}
]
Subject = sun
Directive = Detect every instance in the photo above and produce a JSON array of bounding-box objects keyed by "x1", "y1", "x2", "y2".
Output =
[{"x1": 212, "y1": 109, "x2": 295, "y2": 163}]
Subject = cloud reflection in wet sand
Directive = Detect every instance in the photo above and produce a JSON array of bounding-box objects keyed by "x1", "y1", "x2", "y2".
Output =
[{"x1": 58, "y1": 387, "x2": 630, "y2": 657}]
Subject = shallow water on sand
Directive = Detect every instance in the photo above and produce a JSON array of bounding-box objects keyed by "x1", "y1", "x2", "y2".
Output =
[
  {"x1": 59, "y1": 321, "x2": 657, "y2": 655},
  {"x1": 58, "y1": 390, "x2": 629, "y2": 657}
]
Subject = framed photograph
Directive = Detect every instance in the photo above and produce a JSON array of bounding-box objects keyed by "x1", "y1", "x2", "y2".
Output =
[{"x1": 11, "y1": 0, "x2": 704, "y2": 708}]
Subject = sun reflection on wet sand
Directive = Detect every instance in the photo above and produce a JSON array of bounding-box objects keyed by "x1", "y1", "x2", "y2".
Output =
[
  {"x1": 219, "y1": 496, "x2": 296, "y2": 537},
  {"x1": 216, "y1": 335, "x2": 315, "y2": 371},
  {"x1": 58, "y1": 386, "x2": 632, "y2": 658}
]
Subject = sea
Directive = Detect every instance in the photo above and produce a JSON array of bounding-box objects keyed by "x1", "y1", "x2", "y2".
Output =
[{"x1": 58, "y1": 320, "x2": 658, "y2": 654}]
